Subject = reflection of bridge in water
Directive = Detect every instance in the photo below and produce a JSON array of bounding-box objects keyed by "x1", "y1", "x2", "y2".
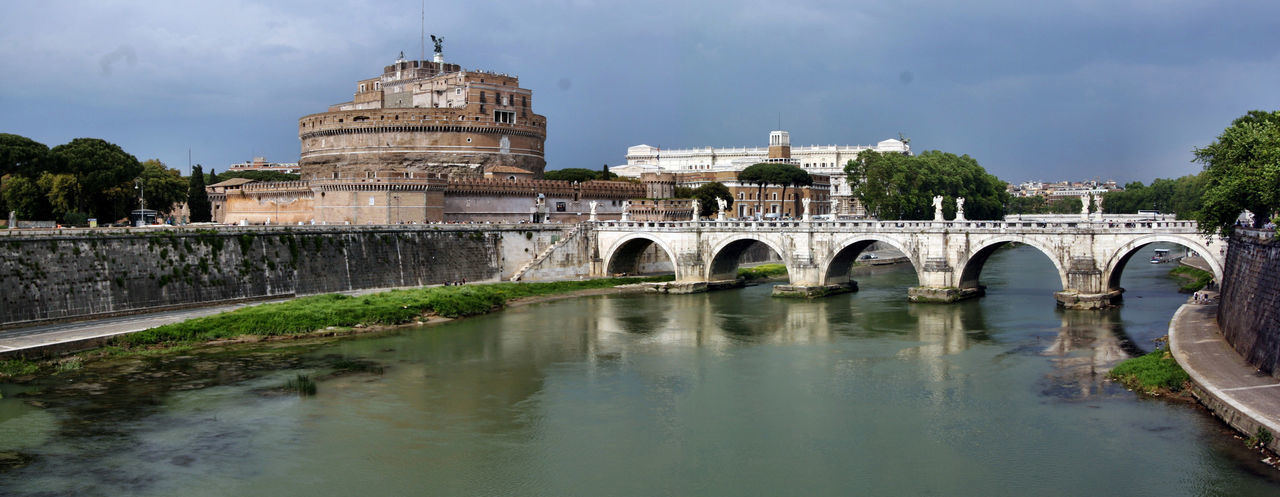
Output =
[{"x1": 591, "y1": 218, "x2": 1225, "y2": 309}]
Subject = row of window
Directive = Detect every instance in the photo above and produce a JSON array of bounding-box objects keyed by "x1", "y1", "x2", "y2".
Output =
[{"x1": 736, "y1": 192, "x2": 814, "y2": 201}]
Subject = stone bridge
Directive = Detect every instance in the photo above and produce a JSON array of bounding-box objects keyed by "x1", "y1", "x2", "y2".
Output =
[{"x1": 590, "y1": 218, "x2": 1226, "y2": 309}]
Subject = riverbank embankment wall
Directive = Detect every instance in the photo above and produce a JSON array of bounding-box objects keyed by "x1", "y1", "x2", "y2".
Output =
[
  {"x1": 0, "y1": 225, "x2": 594, "y2": 327},
  {"x1": 1218, "y1": 231, "x2": 1280, "y2": 377}
]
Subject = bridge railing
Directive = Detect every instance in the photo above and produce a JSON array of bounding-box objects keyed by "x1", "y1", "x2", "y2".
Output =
[{"x1": 594, "y1": 218, "x2": 1203, "y2": 232}]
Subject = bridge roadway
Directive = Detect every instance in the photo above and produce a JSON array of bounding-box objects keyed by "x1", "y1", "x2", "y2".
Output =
[{"x1": 590, "y1": 217, "x2": 1227, "y2": 309}]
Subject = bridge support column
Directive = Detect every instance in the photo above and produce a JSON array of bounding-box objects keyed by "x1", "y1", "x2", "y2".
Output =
[
  {"x1": 771, "y1": 249, "x2": 858, "y2": 298},
  {"x1": 1054, "y1": 257, "x2": 1121, "y2": 310},
  {"x1": 908, "y1": 257, "x2": 984, "y2": 303}
]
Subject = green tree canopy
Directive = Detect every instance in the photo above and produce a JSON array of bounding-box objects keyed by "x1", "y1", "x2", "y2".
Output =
[
  {"x1": 138, "y1": 160, "x2": 189, "y2": 214},
  {"x1": 0, "y1": 133, "x2": 54, "y2": 178},
  {"x1": 1101, "y1": 174, "x2": 1206, "y2": 219},
  {"x1": 1, "y1": 175, "x2": 52, "y2": 219},
  {"x1": 691, "y1": 182, "x2": 733, "y2": 217},
  {"x1": 49, "y1": 138, "x2": 142, "y2": 221},
  {"x1": 845, "y1": 150, "x2": 1008, "y2": 220},
  {"x1": 1193, "y1": 110, "x2": 1280, "y2": 234},
  {"x1": 188, "y1": 164, "x2": 212, "y2": 223},
  {"x1": 738, "y1": 163, "x2": 776, "y2": 217},
  {"x1": 542, "y1": 168, "x2": 604, "y2": 183}
]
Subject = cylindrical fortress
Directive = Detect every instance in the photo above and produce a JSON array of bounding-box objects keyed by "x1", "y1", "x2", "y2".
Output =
[{"x1": 298, "y1": 54, "x2": 547, "y2": 180}]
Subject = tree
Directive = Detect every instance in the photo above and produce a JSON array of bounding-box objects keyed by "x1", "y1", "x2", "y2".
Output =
[
  {"x1": 138, "y1": 160, "x2": 189, "y2": 214},
  {"x1": 672, "y1": 186, "x2": 695, "y2": 198},
  {"x1": 1194, "y1": 110, "x2": 1280, "y2": 234},
  {"x1": 49, "y1": 138, "x2": 142, "y2": 221},
  {"x1": 600, "y1": 163, "x2": 616, "y2": 180},
  {"x1": 691, "y1": 182, "x2": 733, "y2": 217},
  {"x1": 1046, "y1": 196, "x2": 1082, "y2": 215},
  {"x1": 38, "y1": 172, "x2": 81, "y2": 220},
  {"x1": 543, "y1": 168, "x2": 605, "y2": 183},
  {"x1": 1006, "y1": 195, "x2": 1047, "y2": 214},
  {"x1": 774, "y1": 164, "x2": 812, "y2": 217},
  {"x1": 1, "y1": 175, "x2": 52, "y2": 219},
  {"x1": 0, "y1": 133, "x2": 53, "y2": 178},
  {"x1": 188, "y1": 164, "x2": 212, "y2": 222},
  {"x1": 739, "y1": 163, "x2": 775, "y2": 218},
  {"x1": 846, "y1": 150, "x2": 1008, "y2": 220}
]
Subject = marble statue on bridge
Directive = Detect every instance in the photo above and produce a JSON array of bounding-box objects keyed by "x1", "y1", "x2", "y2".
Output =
[
  {"x1": 589, "y1": 201, "x2": 598, "y2": 222},
  {"x1": 802, "y1": 198, "x2": 811, "y2": 221},
  {"x1": 620, "y1": 201, "x2": 630, "y2": 222},
  {"x1": 932, "y1": 195, "x2": 945, "y2": 222},
  {"x1": 955, "y1": 197, "x2": 966, "y2": 222},
  {"x1": 716, "y1": 197, "x2": 727, "y2": 221},
  {"x1": 691, "y1": 199, "x2": 700, "y2": 222},
  {"x1": 1081, "y1": 193, "x2": 1091, "y2": 220}
]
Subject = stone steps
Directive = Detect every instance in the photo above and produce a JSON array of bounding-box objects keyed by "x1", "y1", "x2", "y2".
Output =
[{"x1": 509, "y1": 224, "x2": 585, "y2": 281}]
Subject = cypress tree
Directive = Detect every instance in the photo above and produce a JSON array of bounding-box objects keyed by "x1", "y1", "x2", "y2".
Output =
[{"x1": 187, "y1": 164, "x2": 212, "y2": 222}]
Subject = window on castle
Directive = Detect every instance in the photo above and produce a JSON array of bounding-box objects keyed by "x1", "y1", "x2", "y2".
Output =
[
  {"x1": 494, "y1": 110, "x2": 515, "y2": 124},
  {"x1": 366, "y1": 171, "x2": 374, "y2": 179},
  {"x1": 479, "y1": 91, "x2": 486, "y2": 103},
  {"x1": 738, "y1": 192, "x2": 744, "y2": 200},
  {"x1": 522, "y1": 96, "x2": 527, "y2": 107}
]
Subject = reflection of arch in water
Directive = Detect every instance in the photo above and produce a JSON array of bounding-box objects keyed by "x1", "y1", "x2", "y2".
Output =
[
  {"x1": 957, "y1": 238, "x2": 1068, "y2": 291},
  {"x1": 1102, "y1": 235, "x2": 1223, "y2": 292},
  {"x1": 705, "y1": 236, "x2": 788, "y2": 281},
  {"x1": 601, "y1": 234, "x2": 678, "y2": 277},
  {"x1": 820, "y1": 236, "x2": 918, "y2": 286}
]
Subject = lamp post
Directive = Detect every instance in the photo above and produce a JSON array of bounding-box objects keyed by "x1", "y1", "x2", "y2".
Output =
[{"x1": 134, "y1": 179, "x2": 145, "y2": 226}]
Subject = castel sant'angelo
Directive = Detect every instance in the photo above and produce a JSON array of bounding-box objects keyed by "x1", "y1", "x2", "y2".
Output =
[
  {"x1": 212, "y1": 40, "x2": 648, "y2": 225},
  {"x1": 298, "y1": 40, "x2": 547, "y2": 179}
]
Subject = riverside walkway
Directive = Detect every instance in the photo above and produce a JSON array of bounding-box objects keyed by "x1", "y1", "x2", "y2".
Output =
[{"x1": 1169, "y1": 294, "x2": 1280, "y2": 453}]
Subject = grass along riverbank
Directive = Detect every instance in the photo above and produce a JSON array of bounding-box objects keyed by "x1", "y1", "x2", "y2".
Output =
[
  {"x1": 115, "y1": 276, "x2": 674, "y2": 347},
  {"x1": 1169, "y1": 266, "x2": 1213, "y2": 293},
  {"x1": 737, "y1": 264, "x2": 788, "y2": 281},
  {"x1": 1109, "y1": 345, "x2": 1192, "y2": 398},
  {"x1": 0, "y1": 266, "x2": 793, "y2": 380}
]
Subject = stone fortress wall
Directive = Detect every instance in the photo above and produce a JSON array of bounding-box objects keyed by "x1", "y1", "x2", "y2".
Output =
[
  {"x1": 1217, "y1": 231, "x2": 1280, "y2": 377},
  {"x1": 0, "y1": 225, "x2": 592, "y2": 327},
  {"x1": 298, "y1": 108, "x2": 547, "y2": 179}
]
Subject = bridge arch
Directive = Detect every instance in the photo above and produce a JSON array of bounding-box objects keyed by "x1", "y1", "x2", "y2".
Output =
[
  {"x1": 820, "y1": 236, "x2": 919, "y2": 286},
  {"x1": 957, "y1": 237, "x2": 1069, "y2": 291},
  {"x1": 1103, "y1": 235, "x2": 1223, "y2": 291},
  {"x1": 601, "y1": 233, "x2": 680, "y2": 279},
  {"x1": 705, "y1": 235, "x2": 790, "y2": 281}
]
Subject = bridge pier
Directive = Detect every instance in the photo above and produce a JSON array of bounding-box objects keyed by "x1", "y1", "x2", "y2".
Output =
[
  {"x1": 1054, "y1": 257, "x2": 1122, "y2": 310},
  {"x1": 908, "y1": 286, "x2": 985, "y2": 304},
  {"x1": 1054, "y1": 289, "x2": 1123, "y2": 310},
  {"x1": 773, "y1": 282, "x2": 858, "y2": 298}
]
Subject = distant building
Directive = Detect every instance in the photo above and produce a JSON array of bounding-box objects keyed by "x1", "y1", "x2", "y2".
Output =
[
  {"x1": 228, "y1": 157, "x2": 300, "y2": 174},
  {"x1": 613, "y1": 130, "x2": 908, "y2": 215}
]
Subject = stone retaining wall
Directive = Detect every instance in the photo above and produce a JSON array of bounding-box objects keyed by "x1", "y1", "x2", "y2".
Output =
[
  {"x1": 1218, "y1": 231, "x2": 1280, "y2": 377},
  {"x1": 0, "y1": 225, "x2": 571, "y2": 327}
]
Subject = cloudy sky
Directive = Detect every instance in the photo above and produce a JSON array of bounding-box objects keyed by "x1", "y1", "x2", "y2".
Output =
[{"x1": 2, "y1": 0, "x2": 1278, "y2": 183}]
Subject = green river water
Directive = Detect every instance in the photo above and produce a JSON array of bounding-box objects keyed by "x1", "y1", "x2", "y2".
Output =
[{"x1": 2, "y1": 245, "x2": 1279, "y2": 496}]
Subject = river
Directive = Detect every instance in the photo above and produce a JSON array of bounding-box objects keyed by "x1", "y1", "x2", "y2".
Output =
[{"x1": 2, "y1": 245, "x2": 1278, "y2": 496}]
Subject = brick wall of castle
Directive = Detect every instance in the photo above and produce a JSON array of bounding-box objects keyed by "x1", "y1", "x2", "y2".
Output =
[{"x1": 1218, "y1": 231, "x2": 1280, "y2": 378}]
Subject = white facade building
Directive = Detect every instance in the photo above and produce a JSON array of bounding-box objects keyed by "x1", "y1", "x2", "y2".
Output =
[{"x1": 613, "y1": 131, "x2": 910, "y2": 214}]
